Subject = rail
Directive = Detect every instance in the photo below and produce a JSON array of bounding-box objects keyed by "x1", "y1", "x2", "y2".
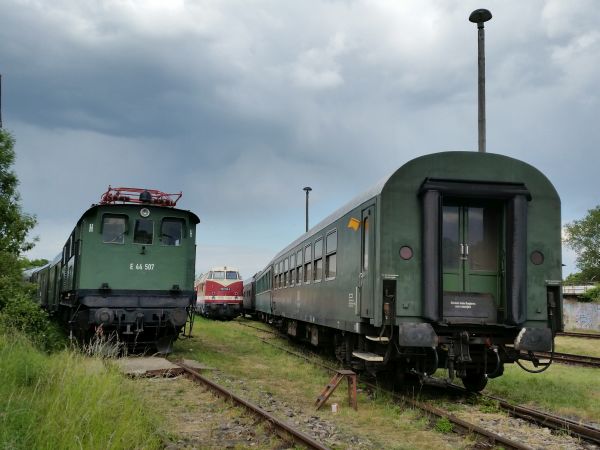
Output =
[
  {"x1": 235, "y1": 321, "x2": 530, "y2": 449},
  {"x1": 447, "y1": 384, "x2": 600, "y2": 446},
  {"x1": 534, "y1": 351, "x2": 600, "y2": 368},
  {"x1": 172, "y1": 360, "x2": 331, "y2": 450},
  {"x1": 557, "y1": 331, "x2": 600, "y2": 340}
]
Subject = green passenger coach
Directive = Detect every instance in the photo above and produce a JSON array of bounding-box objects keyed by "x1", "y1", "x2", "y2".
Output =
[
  {"x1": 252, "y1": 151, "x2": 562, "y2": 391},
  {"x1": 27, "y1": 187, "x2": 200, "y2": 353}
]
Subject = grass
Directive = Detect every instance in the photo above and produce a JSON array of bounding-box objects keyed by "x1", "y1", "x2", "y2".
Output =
[
  {"x1": 485, "y1": 363, "x2": 600, "y2": 423},
  {"x1": 554, "y1": 335, "x2": 600, "y2": 357},
  {"x1": 180, "y1": 318, "x2": 600, "y2": 434},
  {"x1": 434, "y1": 417, "x2": 454, "y2": 433},
  {"x1": 173, "y1": 317, "x2": 470, "y2": 450},
  {"x1": 0, "y1": 331, "x2": 162, "y2": 450}
]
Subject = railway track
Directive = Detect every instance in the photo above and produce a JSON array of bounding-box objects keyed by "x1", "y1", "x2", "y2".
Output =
[
  {"x1": 447, "y1": 385, "x2": 600, "y2": 446},
  {"x1": 235, "y1": 320, "x2": 600, "y2": 448},
  {"x1": 235, "y1": 322, "x2": 531, "y2": 449},
  {"x1": 172, "y1": 360, "x2": 331, "y2": 450},
  {"x1": 557, "y1": 331, "x2": 600, "y2": 340},
  {"x1": 536, "y1": 351, "x2": 600, "y2": 368}
]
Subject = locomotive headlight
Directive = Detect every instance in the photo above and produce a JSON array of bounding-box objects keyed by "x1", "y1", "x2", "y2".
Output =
[{"x1": 140, "y1": 208, "x2": 150, "y2": 218}]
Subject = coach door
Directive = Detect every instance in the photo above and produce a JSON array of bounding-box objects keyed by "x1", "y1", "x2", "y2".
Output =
[
  {"x1": 442, "y1": 202, "x2": 502, "y2": 322},
  {"x1": 359, "y1": 206, "x2": 375, "y2": 318}
]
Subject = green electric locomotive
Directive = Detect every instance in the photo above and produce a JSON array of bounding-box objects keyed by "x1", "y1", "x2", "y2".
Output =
[
  {"x1": 252, "y1": 151, "x2": 562, "y2": 391},
  {"x1": 28, "y1": 187, "x2": 200, "y2": 353}
]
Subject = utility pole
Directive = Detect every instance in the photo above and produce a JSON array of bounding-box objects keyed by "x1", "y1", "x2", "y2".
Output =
[
  {"x1": 303, "y1": 187, "x2": 312, "y2": 232},
  {"x1": 469, "y1": 9, "x2": 492, "y2": 153}
]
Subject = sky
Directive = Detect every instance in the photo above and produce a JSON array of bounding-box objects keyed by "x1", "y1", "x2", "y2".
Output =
[{"x1": 1, "y1": 0, "x2": 598, "y2": 279}]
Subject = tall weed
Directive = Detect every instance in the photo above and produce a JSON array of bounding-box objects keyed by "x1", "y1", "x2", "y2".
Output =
[{"x1": 0, "y1": 332, "x2": 162, "y2": 450}]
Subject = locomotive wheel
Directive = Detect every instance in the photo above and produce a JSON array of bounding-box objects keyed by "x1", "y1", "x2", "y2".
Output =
[{"x1": 461, "y1": 370, "x2": 488, "y2": 392}]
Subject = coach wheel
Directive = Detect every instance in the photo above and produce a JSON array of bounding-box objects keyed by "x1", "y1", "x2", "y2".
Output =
[{"x1": 461, "y1": 369, "x2": 488, "y2": 392}]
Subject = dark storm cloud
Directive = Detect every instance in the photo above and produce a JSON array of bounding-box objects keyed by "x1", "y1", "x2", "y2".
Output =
[{"x1": 1, "y1": 0, "x2": 598, "y2": 277}]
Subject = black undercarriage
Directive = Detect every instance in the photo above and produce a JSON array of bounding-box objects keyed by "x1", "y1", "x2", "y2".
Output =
[
  {"x1": 57, "y1": 289, "x2": 195, "y2": 354},
  {"x1": 259, "y1": 313, "x2": 552, "y2": 392}
]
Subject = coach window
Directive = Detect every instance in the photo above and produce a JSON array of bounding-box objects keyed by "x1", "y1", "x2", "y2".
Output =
[
  {"x1": 273, "y1": 265, "x2": 278, "y2": 289},
  {"x1": 276, "y1": 264, "x2": 280, "y2": 289},
  {"x1": 280, "y1": 262, "x2": 284, "y2": 287},
  {"x1": 161, "y1": 219, "x2": 184, "y2": 246},
  {"x1": 314, "y1": 237, "x2": 323, "y2": 282},
  {"x1": 278, "y1": 262, "x2": 283, "y2": 288},
  {"x1": 290, "y1": 254, "x2": 295, "y2": 286},
  {"x1": 304, "y1": 244, "x2": 312, "y2": 283},
  {"x1": 296, "y1": 249, "x2": 302, "y2": 284},
  {"x1": 363, "y1": 217, "x2": 369, "y2": 271},
  {"x1": 326, "y1": 230, "x2": 337, "y2": 280},
  {"x1": 102, "y1": 215, "x2": 127, "y2": 244},
  {"x1": 134, "y1": 219, "x2": 154, "y2": 244},
  {"x1": 284, "y1": 258, "x2": 289, "y2": 287},
  {"x1": 68, "y1": 235, "x2": 74, "y2": 259}
]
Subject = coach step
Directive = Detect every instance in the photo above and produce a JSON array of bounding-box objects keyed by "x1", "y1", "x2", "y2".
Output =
[
  {"x1": 352, "y1": 351, "x2": 384, "y2": 362},
  {"x1": 365, "y1": 336, "x2": 390, "y2": 343}
]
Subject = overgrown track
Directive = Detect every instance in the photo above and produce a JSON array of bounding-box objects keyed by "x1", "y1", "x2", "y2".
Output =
[
  {"x1": 235, "y1": 322, "x2": 529, "y2": 450},
  {"x1": 536, "y1": 351, "x2": 600, "y2": 368},
  {"x1": 449, "y1": 385, "x2": 600, "y2": 446},
  {"x1": 172, "y1": 360, "x2": 331, "y2": 450},
  {"x1": 557, "y1": 331, "x2": 600, "y2": 340},
  {"x1": 236, "y1": 320, "x2": 600, "y2": 448}
]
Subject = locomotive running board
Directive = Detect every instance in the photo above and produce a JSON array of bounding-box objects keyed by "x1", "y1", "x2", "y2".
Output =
[
  {"x1": 352, "y1": 351, "x2": 384, "y2": 362},
  {"x1": 365, "y1": 336, "x2": 390, "y2": 343}
]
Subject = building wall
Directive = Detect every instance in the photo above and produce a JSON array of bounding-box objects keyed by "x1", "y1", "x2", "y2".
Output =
[{"x1": 563, "y1": 298, "x2": 600, "y2": 331}]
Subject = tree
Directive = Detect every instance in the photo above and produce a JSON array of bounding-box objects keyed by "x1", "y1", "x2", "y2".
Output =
[
  {"x1": 564, "y1": 205, "x2": 600, "y2": 283},
  {"x1": 0, "y1": 129, "x2": 37, "y2": 309},
  {"x1": 0, "y1": 129, "x2": 36, "y2": 255}
]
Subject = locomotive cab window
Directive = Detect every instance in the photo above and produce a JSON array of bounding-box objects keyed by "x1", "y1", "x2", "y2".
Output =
[
  {"x1": 134, "y1": 219, "x2": 154, "y2": 244},
  {"x1": 213, "y1": 271, "x2": 225, "y2": 280},
  {"x1": 102, "y1": 215, "x2": 127, "y2": 244},
  {"x1": 161, "y1": 219, "x2": 184, "y2": 246},
  {"x1": 226, "y1": 271, "x2": 239, "y2": 280},
  {"x1": 325, "y1": 230, "x2": 337, "y2": 280}
]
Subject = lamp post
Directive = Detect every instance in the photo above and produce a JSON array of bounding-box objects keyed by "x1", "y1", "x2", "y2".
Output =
[
  {"x1": 469, "y1": 9, "x2": 492, "y2": 153},
  {"x1": 303, "y1": 187, "x2": 312, "y2": 232}
]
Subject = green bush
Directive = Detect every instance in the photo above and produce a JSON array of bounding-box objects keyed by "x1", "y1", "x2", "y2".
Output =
[
  {"x1": 0, "y1": 294, "x2": 65, "y2": 352},
  {"x1": 580, "y1": 285, "x2": 600, "y2": 303}
]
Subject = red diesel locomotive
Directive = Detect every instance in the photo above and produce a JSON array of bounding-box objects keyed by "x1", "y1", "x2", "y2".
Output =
[{"x1": 195, "y1": 266, "x2": 243, "y2": 319}]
